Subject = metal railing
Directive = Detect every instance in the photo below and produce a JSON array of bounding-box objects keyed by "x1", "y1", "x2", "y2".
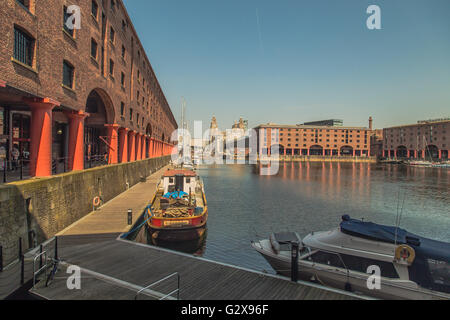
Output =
[
  {"x1": 85, "y1": 154, "x2": 109, "y2": 169},
  {"x1": 1, "y1": 159, "x2": 31, "y2": 184},
  {"x1": 135, "y1": 272, "x2": 180, "y2": 300},
  {"x1": 52, "y1": 157, "x2": 69, "y2": 175},
  {"x1": 32, "y1": 251, "x2": 47, "y2": 288}
]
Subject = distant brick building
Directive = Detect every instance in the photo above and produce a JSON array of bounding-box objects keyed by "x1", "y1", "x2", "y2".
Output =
[
  {"x1": 255, "y1": 118, "x2": 372, "y2": 157},
  {"x1": 0, "y1": 0, "x2": 177, "y2": 177},
  {"x1": 383, "y1": 119, "x2": 450, "y2": 160}
]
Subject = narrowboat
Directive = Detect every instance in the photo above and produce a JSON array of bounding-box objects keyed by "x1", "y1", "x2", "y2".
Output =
[{"x1": 147, "y1": 169, "x2": 208, "y2": 241}]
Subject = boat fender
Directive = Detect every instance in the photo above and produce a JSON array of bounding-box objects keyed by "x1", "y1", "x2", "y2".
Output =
[
  {"x1": 394, "y1": 245, "x2": 415, "y2": 265},
  {"x1": 269, "y1": 233, "x2": 280, "y2": 254}
]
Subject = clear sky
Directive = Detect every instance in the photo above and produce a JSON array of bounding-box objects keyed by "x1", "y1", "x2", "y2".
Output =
[{"x1": 123, "y1": 0, "x2": 450, "y2": 130}]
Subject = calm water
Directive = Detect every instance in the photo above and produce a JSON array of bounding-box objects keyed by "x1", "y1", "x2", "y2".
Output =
[{"x1": 137, "y1": 162, "x2": 450, "y2": 274}]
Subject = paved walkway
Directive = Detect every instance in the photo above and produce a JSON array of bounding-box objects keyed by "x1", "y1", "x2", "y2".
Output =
[{"x1": 57, "y1": 166, "x2": 169, "y2": 237}]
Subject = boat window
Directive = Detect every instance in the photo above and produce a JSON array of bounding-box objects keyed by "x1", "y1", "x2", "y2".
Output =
[
  {"x1": 186, "y1": 178, "x2": 191, "y2": 183},
  {"x1": 169, "y1": 177, "x2": 174, "y2": 183},
  {"x1": 340, "y1": 254, "x2": 399, "y2": 279},
  {"x1": 307, "y1": 251, "x2": 345, "y2": 269},
  {"x1": 427, "y1": 259, "x2": 450, "y2": 288}
]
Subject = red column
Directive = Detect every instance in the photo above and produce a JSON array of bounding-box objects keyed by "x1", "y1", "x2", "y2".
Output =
[
  {"x1": 135, "y1": 133, "x2": 142, "y2": 161},
  {"x1": 0, "y1": 80, "x2": 5, "y2": 87},
  {"x1": 421, "y1": 150, "x2": 425, "y2": 159},
  {"x1": 438, "y1": 149, "x2": 442, "y2": 159},
  {"x1": 66, "y1": 111, "x2": 89, "y2": 171},
  {"x1": 414, "y1": 150, "x2": 417, "y2": 158},
  {"x1": 118, "y1": 128, "x2": 129, "y2": 163},
  {"x1": 322, "y1": 149, "x2": 325, "y2": 156},
  {"x1": 143, "y1": 137, "x2": 148, "y2": 159},
  {"x1": 105, "y1": 124, "x2": 119, "y2": 164},
  {"x1": 128, "y1": 130, "x2": 137, "y2": 162},
  {"x1": 149, "y1": 138, "x2": 154, "y2": 158},
  {"x1": 307, "y1": 149, "x2": 310, "y2": 156},
  {"x1": 24, "y1": 98, "x2": 60, "y2": 177}
]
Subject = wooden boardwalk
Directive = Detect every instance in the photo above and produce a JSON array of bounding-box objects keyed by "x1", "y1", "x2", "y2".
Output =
[
  {"x1": 57, "y1": 166, "x2": 169, "y2": 237},
  {"x1": 30, "y1": 236, "x2": 368, "y2": 300}
]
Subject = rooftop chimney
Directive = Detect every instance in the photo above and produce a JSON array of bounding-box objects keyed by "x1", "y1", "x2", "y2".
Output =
[{"x1": 369, "y1": 116, "x2": 373, "y2": 130}]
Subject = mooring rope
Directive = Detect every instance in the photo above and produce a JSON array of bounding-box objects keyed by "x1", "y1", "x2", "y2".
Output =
[{"x1": 120, "y1": 205, "x2": 154, "y2": 239}]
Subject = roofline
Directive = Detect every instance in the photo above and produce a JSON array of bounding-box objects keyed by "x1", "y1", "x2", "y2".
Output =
[{"x1": 253, "y1": 124, "x2": 370, "y2": 130}]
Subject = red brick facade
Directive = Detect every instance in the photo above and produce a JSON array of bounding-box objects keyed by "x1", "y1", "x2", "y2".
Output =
[
  {"x1": 255, "y1": 123, "x2": 371, "y2": 157},
  {"x1": 383, "y1": 120, "x2": 450, "y2": 160},
  {"x1": 0, "y1": 0, "x2": 177, "y2": 177}
]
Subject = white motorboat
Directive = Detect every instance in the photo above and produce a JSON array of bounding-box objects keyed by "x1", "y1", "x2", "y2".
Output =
[{"x1": 252, "y1": 215, "x2": 450, "y2": 300}]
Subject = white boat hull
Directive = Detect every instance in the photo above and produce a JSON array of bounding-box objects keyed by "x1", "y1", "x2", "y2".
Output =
[{"x1": 253, "y1": 240, "x2": 449, "y2": 300}]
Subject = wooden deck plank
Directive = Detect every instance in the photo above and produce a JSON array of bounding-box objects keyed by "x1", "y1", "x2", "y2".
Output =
[
  {"x1": 57, "y1": 165, "x2": 169, "y2": 236},
  {"x1": 30, "y1": 238, "x2": 363, "y2": 300}
]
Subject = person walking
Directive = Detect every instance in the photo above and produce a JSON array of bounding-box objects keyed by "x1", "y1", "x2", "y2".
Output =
[{"x1": 11, "y1": 144, "x2": 20, "y2": 171}]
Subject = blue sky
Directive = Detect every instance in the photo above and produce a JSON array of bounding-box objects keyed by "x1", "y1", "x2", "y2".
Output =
[{"x1": 123, "y1": 0, "x2": 450, "y2": 130}]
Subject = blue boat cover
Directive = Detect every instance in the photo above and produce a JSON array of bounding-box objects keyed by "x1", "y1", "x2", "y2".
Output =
[
  {"x1": 163, "y1": 191, "x2": 188, "y2": 199},
  {"x1": 340, "y1": 215, "x2": 450, "y2": 293}
]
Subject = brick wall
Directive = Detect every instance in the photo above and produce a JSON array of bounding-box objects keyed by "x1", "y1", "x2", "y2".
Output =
[
  {"x1": 0, "y1": 155, "x2": 170, "y2": 265},
  {"x1": 0, "y1": 0, "x2": 177, "y2": 139}
]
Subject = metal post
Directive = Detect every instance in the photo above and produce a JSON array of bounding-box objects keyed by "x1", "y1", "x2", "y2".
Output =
[
  {"x1": 19, "y1": 238, "x2": 24, "y2": 285},
  {"x1": 20, "y1": 160, "x2": 23, "y2": 180},
  {"x1": 3, "y1": 163, "x2": 6, "y2": 183},
  {"x1": 0, "y1": 245, "x2": 3, "y2": 272},
  {"x1": 54, "y1": 236, "x2": 58, "y2": 260},
  {"x1": 18, "y1": 237, "x2": 22, "y2": 259},
  {"x1": 127, "y1": 209, "x2": 132, "y2": 225},
  {"x1": 39, "y1": 244, "x2": 43, "y2": 268},
  {"x1": 291, "y1": 241, "x2": 299, "y2": 282}
]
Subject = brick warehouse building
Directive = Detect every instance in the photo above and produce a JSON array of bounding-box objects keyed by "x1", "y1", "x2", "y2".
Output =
[
  {"x1": 255, "y1": 118, "x2": 372, "y2": 157},
  {"x1": 0, "y1": 0, "x2": 177, "y2": 178},
  {"x1": 383, "y1": 119, "x2": 450, "y2": 160}
]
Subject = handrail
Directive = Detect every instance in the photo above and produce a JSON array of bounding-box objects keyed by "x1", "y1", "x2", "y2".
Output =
[
  {"x1": 135, "y1": 272, "x2": 180, "y2": 300},
  {"x1": 33, "y1": 251, "x2": 47, "y2": 288}
]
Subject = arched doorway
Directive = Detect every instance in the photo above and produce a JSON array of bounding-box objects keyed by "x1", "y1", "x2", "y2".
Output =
[
  {"x1": 425, "y1": 144, "x2": 439, "y2": 160},
  {"x1": 309, "y1": 145, "x2": 323, "y2": 156},
  {"x1": 396, "y1": 146, "x2": 408, "y2": 158},
  {"x1": 84, "y1": 89, "x2": 115, "y2": 167},
  {"x1": 340, "y1": 146, "x2": 353, "y2": 156}
]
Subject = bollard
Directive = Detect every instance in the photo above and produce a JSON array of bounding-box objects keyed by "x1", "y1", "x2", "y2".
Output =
[
  {"x1": 127, "y1": 209, "x2": 133, "y2": 225},
  {"x1": 291, "y1": 241, "x2": 299, "y2": 282},
  {"x1": 0, "y1": 245, "x2": 3, "y2": 272}
]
